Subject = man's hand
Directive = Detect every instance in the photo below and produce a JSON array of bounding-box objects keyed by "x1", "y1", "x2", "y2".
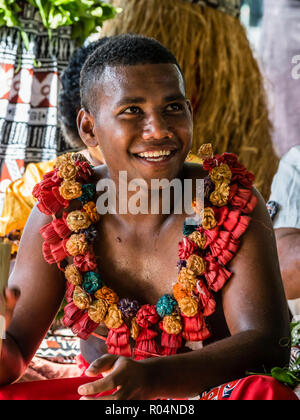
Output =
[{"x1": 78, "y1": 354, "x2": 156, "y2": 400}]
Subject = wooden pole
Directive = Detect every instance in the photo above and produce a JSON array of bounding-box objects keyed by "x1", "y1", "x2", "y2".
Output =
[{"x1": 0, "y1": 239, "x2": 11, "y2": 357}]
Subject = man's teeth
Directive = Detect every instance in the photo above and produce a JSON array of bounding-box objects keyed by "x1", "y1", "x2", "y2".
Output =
[{"x1": 137, "y1": 150, "x2": 172, "y2": 158}]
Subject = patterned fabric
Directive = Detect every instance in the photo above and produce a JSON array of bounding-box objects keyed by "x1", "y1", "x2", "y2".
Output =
[
  {"x1": 185, "y1": 0, "x2": 241, "y2": 17},
  {"x1": 199, "y1": 379, "x2": 242, "y2": 400},
  {"x1": 0, "y1": 3, "x2": 77, "y2": 212}
]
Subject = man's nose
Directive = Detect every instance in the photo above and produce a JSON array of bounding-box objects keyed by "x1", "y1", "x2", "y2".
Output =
[{"x1": 142, "y1": 113, "x2": 172, "y2": 141}]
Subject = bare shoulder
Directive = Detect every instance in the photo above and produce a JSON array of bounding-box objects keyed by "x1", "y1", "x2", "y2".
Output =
[
  {"x1": 223, "y1": 186, "x2": 290, "y2": 339},
  {"x1": 8, "y1": 204, "x2": 65, "y2": 362}
]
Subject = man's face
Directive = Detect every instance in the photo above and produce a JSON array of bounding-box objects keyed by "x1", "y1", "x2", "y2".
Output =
[{"x1": 80, "y1": 63, "x2": 193, "y2": 184}]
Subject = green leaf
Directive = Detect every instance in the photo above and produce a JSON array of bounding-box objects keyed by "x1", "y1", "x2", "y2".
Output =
[{"x1": 271, "y1": 367, "x2": 299, "y2": 387}]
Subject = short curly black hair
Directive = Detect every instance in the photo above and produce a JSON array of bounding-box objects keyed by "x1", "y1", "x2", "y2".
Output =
[
  {"x1": 58, "y1": 37, "x2": 109, "y2": 148},
  {"x1": 80, "y1": 34, "x2": 184, "y2": 114}
]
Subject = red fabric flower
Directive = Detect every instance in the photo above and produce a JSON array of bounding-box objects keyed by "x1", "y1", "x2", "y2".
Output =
[
  {"x1": 195, "y1": 279, "x2": 216, "y2": 317},
  {"x1": 75, "y1": 161, "x2": 93, "y2": 183},
  {"x1": 203, "y1": 153, "x2": 255, "y2": 189},
  {"x1": 40, "y1": 213, "x2": 71, "y2": 244},
  {"x1": 229, "y1": 185, "x2": 258, "y2": 214},
  {"x1": 136, "y1": 304, "x2": 160, "y2": 329},
  {"x1": 73, "y1": 251, "x2": 97, "y2": 272},
  {"x1": 33, "y1": 169, "x2": 69, "y2": 215},
  {"x1": 71, "y1": 312, "x2": 99, "y2": 340},
  {"x1": 204, "y1": 255, "x2": 233, "y2": 292},
  {"x1": 134, "y1": 328, "x2": 160, "y2": 360},
  {"x1": 106, "y1": 324, "x2": 130, "y2": 347},
  {"x1": 52, "y1": 213, "x2": 72, "y2": 238},
  {"x1": 181, "y1": 313, "x2": 211, "y2": 341},
  {"x1": 65, "y1": 282, "x2": 75, "y2": 303},
  {"x1": 178, "y1": 237, "x2": 198, "y2": 260},
  {"x1": 63, "y1": 302, "x2": 85, "y2": 328},
  {"x1": 223, "y1": 209, "x2": 251, "y2": 239}
]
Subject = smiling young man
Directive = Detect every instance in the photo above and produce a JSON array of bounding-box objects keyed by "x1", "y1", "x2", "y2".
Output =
[{"x1": 0, "y1": 34, "x2": 298, "y2": 400}]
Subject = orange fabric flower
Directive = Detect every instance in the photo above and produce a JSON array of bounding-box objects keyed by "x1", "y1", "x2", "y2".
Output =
[
  {"x1": 173, "y1": 282, "x2": 191, "y2": 302},
  {"x1": 95, "y1": 286, "x2": 119, "y2": 305},
  {"x1": 66, "y1": 234, "x2": 89, "y2": 256},
  {"x1": 83, "y1": 202, "x2": 100, "y2": 224}
]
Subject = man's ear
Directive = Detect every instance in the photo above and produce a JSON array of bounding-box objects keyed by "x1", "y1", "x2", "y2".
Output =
[
  {"x1": 77, "y1": 108, "x2": 98, "y2": 147},
  {"x1": 186, "y1": 99, "x2": 193, "y2": 119}
]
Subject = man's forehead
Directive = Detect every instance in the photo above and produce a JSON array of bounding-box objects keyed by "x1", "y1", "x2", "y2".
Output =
[{"x1": 96, "y1": 63, "x2": 186, "y2": 100}]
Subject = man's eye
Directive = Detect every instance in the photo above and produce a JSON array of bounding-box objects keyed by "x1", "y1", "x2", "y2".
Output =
[
  {"x1": 166, "y1": 103, "x2": 183, "y2": 112},
  {"x1": 123, "y1": 106, "x2": 141, "y2": 114}
]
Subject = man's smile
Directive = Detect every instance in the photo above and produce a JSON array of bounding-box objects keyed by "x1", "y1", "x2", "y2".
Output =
[{"x1": 131, "y1": 148, "x2": 178, "y2": 165}]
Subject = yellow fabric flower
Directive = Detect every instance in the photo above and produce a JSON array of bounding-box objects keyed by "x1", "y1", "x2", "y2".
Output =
[
  {"x1": 66, "y1": 234, "x2": 89, "y2": 256},
  {"x1": 56, "y1": 153, "x2": 74, "y2": 171},
  {"x1": 88, "y1": 299, "x2": 109, "y2": 323},
  {"x1": 73, "y1": 286, "x2": 91, "y2": 310},
  {"x1": 162, "y1": 313, "x2": 182, "y2": 335},
  {"x1": 209, "y1": 163, "x2": 232, "y2": 185},
  {"x1": 189, "y1": 231, "x2": 207, "y2": 249},
  {"x1": 66, "y1": 210, "x2": 91, "y2": 232},
  {"x1": 186, "y1": 254, "x2": 207, "y2": 276},
  {"x1": 197, "y1": 143, "x2": 213, "y2": 160},
  {"x1": 200, "y1": 207, "x2": 217, "y2": 230},
  {"x1": 178, "y1": 297, "x2": 199, "y2": 317},
  {"x1": 210, "y1": 183, "x2": 230, "y2": 207},
  {"x1": 59, "y1": 180, "x2": 82, "y2": 200},
  {"x1": 177, "y1": 267, "x2": 198, "y2": 291},
  {"x1": 104, "y1": 304, "x2": 124, "y2": 329},
  {"x1": 57, "y1": 161, "x2": 78, "y2": 181},
  {"x1": 83, "y1": 202, "x2": 100, "y2": 224},
  {"x1": 65, "y1": 264, "x2": 82, "y2": 286},
  {"x1": 130, "y1": 317, "x2": 140, "y2": 340}
]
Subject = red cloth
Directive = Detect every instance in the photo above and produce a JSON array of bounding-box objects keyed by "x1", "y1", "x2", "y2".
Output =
[
  {"x1": 0, "y1": 355, "x2": 116, "y2": 400},
  {"x1": 0, "y1": 374, "x2": 298, "y2": 400},
  {"x1": 199, "y1": 375, "x2": 299, "y2": 400}
]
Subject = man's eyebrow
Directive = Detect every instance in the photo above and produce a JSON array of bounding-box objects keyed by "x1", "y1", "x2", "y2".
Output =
[
  {"x1": 116, "y1": 97, "x2": 146, "y2": 107},
  {"x1": 164, "y1": 94, "x2": 186, "y2": 102},
  {"x1": 115, "y1": 93, "x2": 186, "y2": 107}
]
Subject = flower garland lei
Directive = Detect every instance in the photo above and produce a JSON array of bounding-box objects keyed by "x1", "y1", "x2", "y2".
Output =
[{"x1": 33, "y1": 145, "x2": 258, "y2": 360}]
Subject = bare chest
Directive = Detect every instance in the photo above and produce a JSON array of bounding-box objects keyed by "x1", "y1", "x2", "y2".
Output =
[{"x1": 94, "y1": 216, "x2": 185, "y2": 306}]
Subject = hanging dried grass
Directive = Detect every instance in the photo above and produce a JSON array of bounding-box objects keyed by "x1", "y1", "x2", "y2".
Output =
[{"x1": 101, "y1": 0, "x2": 278, "y2": 199}]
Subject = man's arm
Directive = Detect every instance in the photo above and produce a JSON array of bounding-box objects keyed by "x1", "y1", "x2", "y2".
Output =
[
  {"x1": 275, "y1": 228, "x2": 300, "y2": 300},
  {"x1": 78, "y1": 188, "x2": 291, "y2": 399},
  {"x1": 0, "y1": 205, "x2": 66, "y2": 386}
]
